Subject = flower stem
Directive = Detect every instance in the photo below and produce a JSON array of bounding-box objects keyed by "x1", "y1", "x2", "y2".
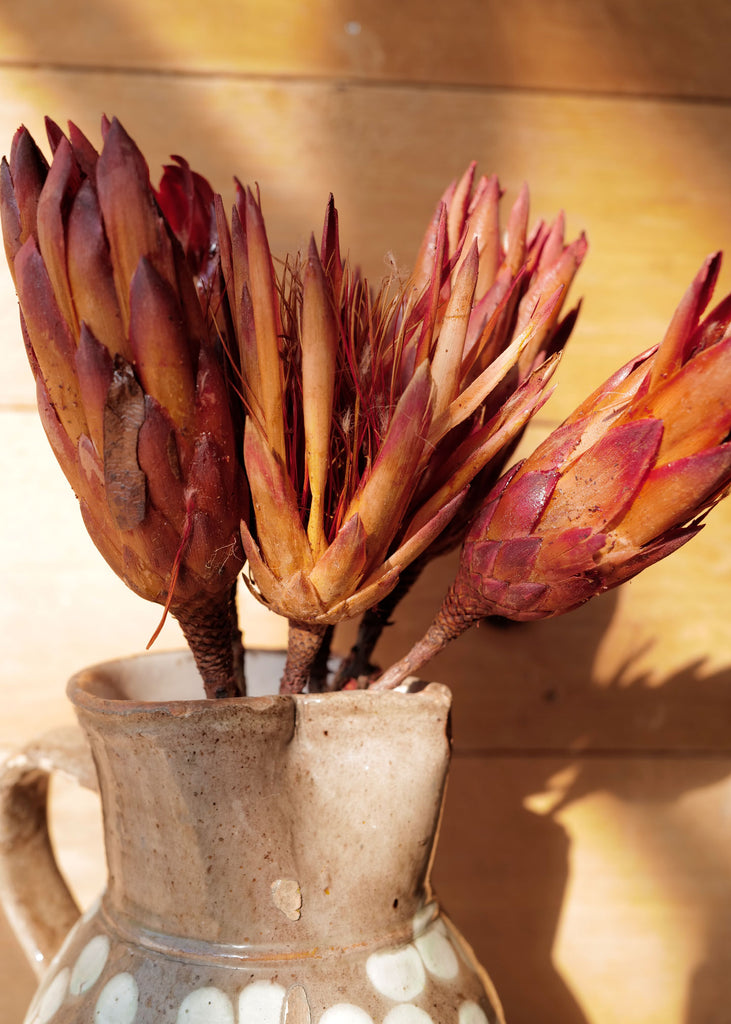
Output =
[
  {"x1": 369, "y1": 588, "x2": 474, "y2": 690},
  {"x1": 331, "y1": 560, "x2": 423, "y2": 688},
  {"x1": 308, "y1": 625, "x2": 335, "y2": 692},
  {"x1": 280, "y1": 621, "x2": 327, "y2": 693},
  {"x1": 174, "y1": 591, "x2": 245, "y2": 699}
]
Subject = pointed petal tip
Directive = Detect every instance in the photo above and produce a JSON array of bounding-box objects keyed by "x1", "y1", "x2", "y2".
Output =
[
  {"x1": 700, "y1": 250, "x2": 722, "y2": 279},
  {"x1": 44, "y1": 117, "x2": 65, "y2": 152}
]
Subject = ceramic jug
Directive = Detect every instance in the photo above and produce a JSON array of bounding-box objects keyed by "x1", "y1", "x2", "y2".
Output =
[{"x1": 0, "y1": 649, "x2": 504, "y2": 1024}]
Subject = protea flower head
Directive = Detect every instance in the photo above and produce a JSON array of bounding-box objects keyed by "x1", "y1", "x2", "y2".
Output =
[
  {"x1": 333, "y1": 165, "x2": 588, "y2": 685},
  {"x1": 374, "y1": 254, "x2": 731, "y2": 689},
  {"x1": 220, "y1": 166, "x2": 585, "y2": 691},
  {"x1": 1, "y1": 117, "x2": 248, "y2": 698}
]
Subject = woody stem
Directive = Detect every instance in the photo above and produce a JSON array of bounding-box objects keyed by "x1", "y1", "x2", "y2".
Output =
[
  {"x1": 280, "y1": 621, "x2": 328, "y2": 694},
  {"x1": 331, "y1": 560, "x2": 424, "y2": 689},
  {"x1": 174, "y1": 590, "x2": 245, "y2": 699},
  {"x1": 369, "y1": 587, "x2": 474, "y2": 691}
]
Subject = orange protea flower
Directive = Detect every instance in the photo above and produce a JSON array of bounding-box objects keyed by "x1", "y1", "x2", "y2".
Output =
[
  {"x1": 1, "y1": 118, "x2": 247, "y2": 697},
  {"x1": 219, "y1": 167, "x2": 585, "y2": 691},
  {"x1": 374, "y1": 255, "x2": 731, "y2": 689}
]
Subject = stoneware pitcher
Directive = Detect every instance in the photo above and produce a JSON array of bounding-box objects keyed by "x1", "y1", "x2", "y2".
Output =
[{"x1": 0, "y1": 649, "x2": 505, "y2": 1024}]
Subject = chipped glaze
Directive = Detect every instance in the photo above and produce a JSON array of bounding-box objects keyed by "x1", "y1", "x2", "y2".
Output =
[{"x1": 7, "y1": 651, "x2": 505, "y2": 1024}]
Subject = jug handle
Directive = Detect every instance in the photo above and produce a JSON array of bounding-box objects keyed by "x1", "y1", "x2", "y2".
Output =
[{"x1": 0, "y1": 725, "x2": 98, "y2": 978}]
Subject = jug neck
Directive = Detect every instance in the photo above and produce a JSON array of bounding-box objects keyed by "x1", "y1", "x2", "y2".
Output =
[{"x1": 70, "y1": 653, "x2": 452, "y2": 955}]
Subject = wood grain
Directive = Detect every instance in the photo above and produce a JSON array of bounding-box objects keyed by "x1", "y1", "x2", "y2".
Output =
[
  {"x1": 0, "y1": 0, "x2": 729, "y2": 99},
  {"x1": 1, "y1": 67, "x2": 730, "y2": 421},
  {"x1": 0, "y1": 5, "x2": 730, "y2": 1022}
]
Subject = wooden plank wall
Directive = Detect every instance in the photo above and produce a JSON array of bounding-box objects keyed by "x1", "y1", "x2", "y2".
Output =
[{"x1": 1, "y1": 2, "x2": 730, "y2": 1022}]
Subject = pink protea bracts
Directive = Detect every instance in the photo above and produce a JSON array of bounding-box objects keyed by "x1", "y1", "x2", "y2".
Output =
[{"x1": 374, "y1": 254, "x2": 731, "y2": 689}]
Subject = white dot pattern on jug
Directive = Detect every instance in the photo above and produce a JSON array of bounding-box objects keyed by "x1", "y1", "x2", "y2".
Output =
[
  {"x1": 176, "y1": 986, "x2": 235, "y2": 1024},
  {"x1": 458, "y1": 1000, "x2": 490, "y2": 1024},
  {"x1": 366, "y1": 945, "x2": 426, "y2": 1001},
  {"x1": 23, "y1": 930, "x2": 494, "y2": 1024},
  {"x1": 32, "y1": 967, "x2": 69, "y2": 1024},
  {"x1": 318, "y1": 1004, "x2": 375, "y2": 1024},
  {"x1": 414, "y1": 928, "x2": 459, "y2": 979},
  {"x1": 237, "y1": 980, "x2": 286, "y2": 1024},
  {"x1": 93, "y1": 972, "x2": 139, "y2": 1024},
  {"x1": 366, "y1": 907, "x2": 466, "y2": 1006},
  {"x1": 382, "y1": 1005, "x2": 434, "y2": 1024},
  {"x1": 70, "y1": 934, "x2": 111, "y2": 994}
]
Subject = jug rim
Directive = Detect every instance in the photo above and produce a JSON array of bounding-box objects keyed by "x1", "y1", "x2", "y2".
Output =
[{"x1": 66, "y1": 647, "x2": 452, "y2": 719}]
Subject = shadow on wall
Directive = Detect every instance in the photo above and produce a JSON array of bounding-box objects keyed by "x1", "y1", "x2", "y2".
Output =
[{"x1": 427, "y1": 596, "x2": 731, "y2": 1024}]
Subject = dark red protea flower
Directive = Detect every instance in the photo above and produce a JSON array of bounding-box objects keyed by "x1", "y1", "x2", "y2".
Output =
[
  {"x1": 219, "y1": 168, "x2": 585, "y2": 691},
  {"x1": 1, "y1": 118, "x2": 248, "y2": 697},
  {"x1": 374, "y1": 254, "x2": 731, "y2": 689}
]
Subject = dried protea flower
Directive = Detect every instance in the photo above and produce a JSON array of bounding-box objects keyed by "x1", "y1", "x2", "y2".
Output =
[
  {"x1": 334, "y1": 164, "x2": 587, "y2": 685},
  {"x1": 1, "y1": 118, "x2": 247, "y2": 698},
  {"x1": 374, "y1": 254, "x2": 731, "y2": 689},
  {"x1": 220, "y1": 168, "x2": 584, "y2": 691}
]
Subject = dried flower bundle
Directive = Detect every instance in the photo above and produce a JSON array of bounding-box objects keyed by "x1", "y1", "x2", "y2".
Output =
[{"x1": 4, "y1": 117, "x2": 731, "y2": 698}]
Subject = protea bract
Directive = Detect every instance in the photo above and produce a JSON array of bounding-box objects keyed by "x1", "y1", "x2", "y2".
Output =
[
  {"x1": 375, "y1": 254, "x2": 731, "y2": 689},
  {"x1": 335, "y1": 165, "x2": 588, "y2": 685},
  {"x1": 221, "y1": 167, "x2": 586, "y2": 691},
  {"x1": 1, "y1": 118, "x2": 247, "y2": 697}
]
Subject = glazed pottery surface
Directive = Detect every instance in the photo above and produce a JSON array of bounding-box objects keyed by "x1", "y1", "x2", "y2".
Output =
[{"x1": 1, "y1": 650, "x2": 504, "y2": 1024}]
